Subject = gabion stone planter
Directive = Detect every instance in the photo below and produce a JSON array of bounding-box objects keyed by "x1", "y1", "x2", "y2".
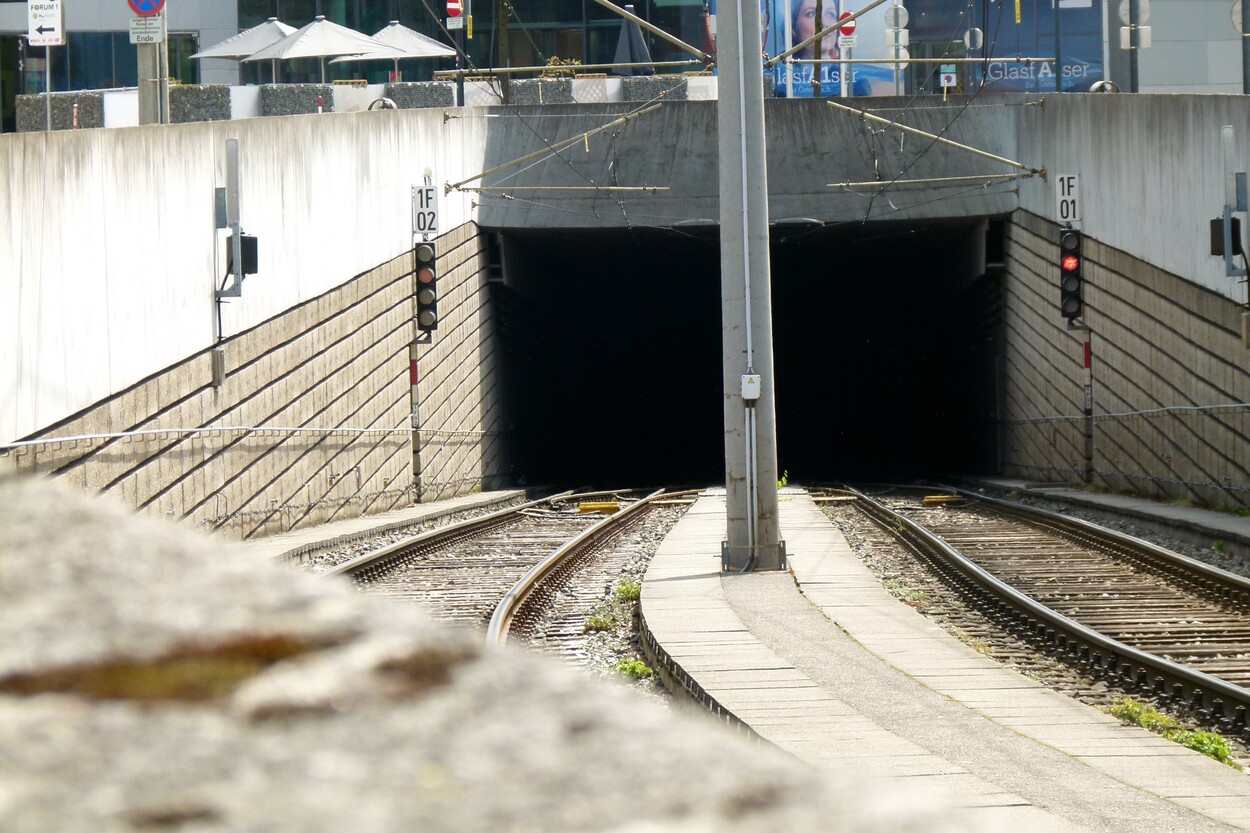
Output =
[
  {"x1": 621, "y1": 75, "x2": 688, "y2": 102},
  {"x1": 16, "y1": 92, "x2": 103, "y2": 132},
  {"x1": 170, "y1": 85, "x2": 232, "y2": 123},
  {"x1": 510, "y1": 78, "x2": 575, "y2": 105},
  {"x1": 260, "y1": 84, "x2": 334, "y2": 116},
  {"x1": 384, "y1": 82, "x2": 456, "y2": 109}
]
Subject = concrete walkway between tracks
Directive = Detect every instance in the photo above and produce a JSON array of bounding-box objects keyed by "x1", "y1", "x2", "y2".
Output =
[{"x1": 641, "y1": 489, "x2": 1250, "y2": 833}]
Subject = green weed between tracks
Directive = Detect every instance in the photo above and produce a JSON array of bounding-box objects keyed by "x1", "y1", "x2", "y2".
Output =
[
  {"x1": 614, "y1": 580, "x2": 641, "y2": 603},
  {"x1": 584, "y1": 579, "x2": 644, "y2": 633},
  {"x1": 1108, "y1": 697, "x2": 1242, "y2": 770},
  {"x1": 616, "y1": 658, "x2": 654, "y2": 679}
]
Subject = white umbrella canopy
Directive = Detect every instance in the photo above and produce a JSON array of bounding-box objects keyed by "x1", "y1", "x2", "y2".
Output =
[
  {"x1": 191, "y1": 16, "x2": 297, "y2": 83},
  {"x1": 190, "y1": 17, "x2": 296, "y2": 61},
  {"x1": 244, "y1": 15, "x2": 406, "y2": 82},
  {"x1": 612, "y1": 5, "x2": 654, "y2": 76},
  {"x1": 329, "y1": 20, "x2": 456, "y2": 79},
  {"x1": 370, "y1": 20, "x2": 456, "y2": 59}
]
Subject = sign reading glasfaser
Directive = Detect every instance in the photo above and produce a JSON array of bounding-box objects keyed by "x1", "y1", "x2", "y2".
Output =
[{"x1": 28, "y1": 0, "x2": 64, "y2": 47}]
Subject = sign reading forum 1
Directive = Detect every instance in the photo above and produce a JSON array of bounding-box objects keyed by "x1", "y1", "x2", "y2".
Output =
[{"x1": 128, "y1": 0, "x2": 166, "y2": 16}]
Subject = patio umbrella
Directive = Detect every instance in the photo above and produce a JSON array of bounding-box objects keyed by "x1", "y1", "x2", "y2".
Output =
[
  {"x1": 329, "y1": 20, "x2": 456, "y2": 80},
  {"x1": 244, "y1": 15, "x2": 406, "y2": 83},
  {"x1": 191, "y1": 17, "x2": 296, "y2": 83},
  {"x1": 612, "y1": 5, "x2": 654, "y2": 76}
]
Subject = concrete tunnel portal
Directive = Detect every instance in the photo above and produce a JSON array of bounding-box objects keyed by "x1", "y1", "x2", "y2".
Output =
[{"x1": 492, "y1": 218, "x2": 1004, "y2": 490}]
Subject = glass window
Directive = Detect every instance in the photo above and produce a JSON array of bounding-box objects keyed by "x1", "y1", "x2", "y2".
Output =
[
  {"x1": 169, "y1": 34, "x2": 201, "y2": 85},
  {"x1": 28, "y1": 31, "x2": 197, "y2": 94},
  {"x1": 240, "y1": 0, "x2": 321, "y2": 29}
]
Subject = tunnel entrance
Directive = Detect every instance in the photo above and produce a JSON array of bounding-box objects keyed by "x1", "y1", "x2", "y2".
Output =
[{"x1": 492, "y1": 219, "x2": 1002, "y2": 489}]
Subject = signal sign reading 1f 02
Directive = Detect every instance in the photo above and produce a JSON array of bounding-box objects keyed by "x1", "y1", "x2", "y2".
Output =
[{"x1": 28, "y1": 0, "x2": 64, "y2": 47}]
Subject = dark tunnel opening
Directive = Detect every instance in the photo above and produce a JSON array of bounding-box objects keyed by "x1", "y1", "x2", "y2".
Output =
[{"x1": 492, "y1": 220, "x2": 1002, "y2": 489}]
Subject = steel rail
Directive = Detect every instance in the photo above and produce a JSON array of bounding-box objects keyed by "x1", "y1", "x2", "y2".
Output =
[
  {"x1": 485, "y1": 488, "x2": 665, "y2": 648},
  {"x1": 946, "y1": 487, "x2": 1250, "y2": 597},
  {"x1": 849, "y1": 487, "x2": 1250, "y2": 729},
  {"x1": 323, "y1": 491, "x2": 573, "y2": 579}
]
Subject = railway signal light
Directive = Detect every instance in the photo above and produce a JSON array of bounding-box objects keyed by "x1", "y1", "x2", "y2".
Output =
[
  {"x1": 1059, "y1": 229, "x2": 1083, "y2": 321},
  {"x1": 416, "y1": 243, "x2": 438, "y2": 332}
]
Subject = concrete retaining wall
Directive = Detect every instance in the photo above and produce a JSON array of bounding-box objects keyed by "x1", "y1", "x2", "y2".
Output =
[
  {"x1": 1016, "y1": 93, "x2": 1250, "y2": 302},
  {"x1": 5, "y1": 93, "x2": 1250, "y2": 512},
  {"x1": 1, "y1": 107, "x2": 486, "y2": 445},
  {"x1": 1001, "y1": 210, "x2": 1250, "y2": 507},
  {"x1": 4, "y1": 223, "x2": 508, "y2": 537}
]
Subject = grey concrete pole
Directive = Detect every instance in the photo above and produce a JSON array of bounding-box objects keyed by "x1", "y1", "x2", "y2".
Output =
[
  {"x1": 1242, "y1": 0, "x2": 1249, "y2": 95},
  {"x1": 138, "y1": 42, "x2": 160, "y2": 125},
  {"x1": 1128, "y1": 0, "x2": 1138, "y2": 93},
  {"x1": 717, "y1": 0, "x2": 783, "y2": 571},
  {"x1": 160, "y1": 8, "x2": 170, "y2": 124}
]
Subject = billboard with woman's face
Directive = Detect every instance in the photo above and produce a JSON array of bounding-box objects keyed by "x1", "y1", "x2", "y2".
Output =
[
  {"x1": 765, "y1": 0, "x2": 898, "y2": 97},
  {"x1": 706, "y1": 0, "x2": 1104, "y2": 97}
]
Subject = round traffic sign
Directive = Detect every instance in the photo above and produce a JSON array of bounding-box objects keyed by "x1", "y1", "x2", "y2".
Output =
[
  {"x1": 447, "y1": 0, "x2": 463, "y2": 17},
  {"x1": 884, "y1": 4, "x2": 909, "y2": 29},
  {"x1": 128, "y1": 0, "x2": 166, "y2": 17},
  {"x1": 837, "y1": 11, "x2": 857, "y2": 35},
  {"x1": 1118, "y1": 0, "x2": 1150, "y2": 25}
]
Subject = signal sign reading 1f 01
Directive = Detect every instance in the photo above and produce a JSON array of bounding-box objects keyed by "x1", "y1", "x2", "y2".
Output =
[
  {"x1": 28, "y1": 1, "x2": 64, "y2": 47},
  {"x1": 1056, "y1": 173, "x2": 1081, "y2": 224}
]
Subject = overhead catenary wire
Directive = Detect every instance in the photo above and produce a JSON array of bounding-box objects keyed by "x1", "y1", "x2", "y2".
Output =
[
  {"x1": 586, "y1": 0, "x2": 711, "y2": 61},
  {"x1": 851, "y1": 0, "x2": 1012, "y2": 218},
  {"x1": 472, "y1": 178, "x2": 1023, "y2": 231},
  {"x1": 830, "y1": 172, "x2": 1031, "y2": 190},
  {"x1": 465, "y1": 185, "x2": 669, "y2": 193},
  {"x1": 445, "y1": 103, "x2": 664, "y2": 193},
  {"x1": 827, "y1": 99, "x2": 1042, "y2": 176},
  {"x1": 765, "y1": 0, "x2": 893, "y2": 68}
]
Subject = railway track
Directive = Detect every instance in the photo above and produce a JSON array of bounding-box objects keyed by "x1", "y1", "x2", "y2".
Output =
[
  {"x1": 326, "y1": 490, "x2": 682, "y2": 654},
  {"x1": 847, "y1": 487, "x2": 1250, "y2": 738}
]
